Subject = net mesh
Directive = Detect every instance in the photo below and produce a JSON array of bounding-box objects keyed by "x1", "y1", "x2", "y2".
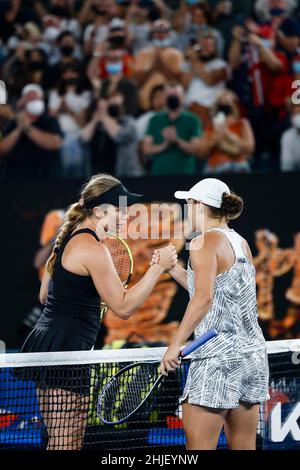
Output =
[{"x1": 0, "y1": 341, "x2": 299, "y2": 451}]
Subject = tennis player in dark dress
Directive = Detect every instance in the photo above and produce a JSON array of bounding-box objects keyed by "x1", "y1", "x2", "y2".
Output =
[{"x1": 21, "y1": 173, "x2": 177, "y2": 450}]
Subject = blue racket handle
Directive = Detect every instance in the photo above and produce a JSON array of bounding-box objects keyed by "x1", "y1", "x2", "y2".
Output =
[{"x1": 180, "y1": 328, "x2": 218, "y2": 358}]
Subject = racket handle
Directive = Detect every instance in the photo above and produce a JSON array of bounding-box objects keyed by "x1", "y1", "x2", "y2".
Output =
[{"x1": 180, "y1": 328, "x2": 218, "y2": 358}]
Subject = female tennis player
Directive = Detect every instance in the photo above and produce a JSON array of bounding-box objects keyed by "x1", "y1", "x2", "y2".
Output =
[
  {"x1": 153, "y1": 178, "x2": 269, "y2": 450},
  {"x1": 21, "y1": 173, "x2": 177, "y2": 450}
]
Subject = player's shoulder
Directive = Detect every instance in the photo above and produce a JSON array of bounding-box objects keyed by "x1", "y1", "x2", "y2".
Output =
[{"x1": 190, "y1": 231, "x2": 222, "y2": 251}]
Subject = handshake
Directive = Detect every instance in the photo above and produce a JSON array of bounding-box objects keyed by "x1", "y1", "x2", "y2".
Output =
[{"x1": 150, "y1": 244, "x2": 178, "y2": 273}]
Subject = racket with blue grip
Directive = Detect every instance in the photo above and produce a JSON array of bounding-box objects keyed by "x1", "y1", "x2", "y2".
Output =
[{"x1": 97, "y1": 328, "x2": 218, "y2": 425}]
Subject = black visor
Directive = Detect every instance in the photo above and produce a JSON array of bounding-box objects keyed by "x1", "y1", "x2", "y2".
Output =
[{"x1": 84, "y1": 184, "x2": 143, "y2": 209}]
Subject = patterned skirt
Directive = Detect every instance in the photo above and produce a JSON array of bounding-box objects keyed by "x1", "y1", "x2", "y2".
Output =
[{"x1": 181, "y1": 349, "x2": 270, "y2": 409}]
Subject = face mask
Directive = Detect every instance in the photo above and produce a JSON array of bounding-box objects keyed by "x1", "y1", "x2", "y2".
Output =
[
  {"x1": 107, "y1": 104, "x2": 121, "y2": 118},
  {"x1": 109, "y1": 36, "x2": 126, "y2": 47},
  {"x1": 26, "y1": 99, "x2": 45, "y2": 116},
  {"x1": 152, "y1": 38, "x2": 171, "y2": 48},
  {"x1": 293, "y1": 61, "x2": 300, "y2": 74},
  {"x1": 270, "y1": 7, "x2": 285, "y2": 17},
  {"x1": 261, "y1": 39, "x2": 272, "y2": 49},
  {"x1": 105, "y1": 62, "x2": 123, "y2": 75},
  {"x1": 216, "y1": 104, "x2": 233, "y2": 116},
  {"x1": 64, "y1": 77, "x2": 79, "y2": 86},
  {"x1": 166, "y1": 95, "x2": 180, "y2": 111},
  {"x1": 30, "y1": 61, "x2": 45, "y2": 71},
  {"x1": 292, "y1": 113, "x2": 300, "y2": 129},
  {"x1": 199, "y1": 53, "x2": 216, "y2": 62},
  {"x1": 60, "y1": 46, "x2": 74, "y2": 57}
]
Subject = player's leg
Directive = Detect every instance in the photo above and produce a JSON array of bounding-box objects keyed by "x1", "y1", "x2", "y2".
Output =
[
  {"x1": 182, "y1": 401, "x2": 226, "y2": 450},
  {"x1": 224, "y1": 402, "x2": 260, "y2": 450},
  {"x1": 37, "y1": 387, "x2": 88, "y2": 450}
]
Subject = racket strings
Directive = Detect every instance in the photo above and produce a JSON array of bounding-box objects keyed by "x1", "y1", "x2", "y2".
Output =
[
  {"x1": 102, "y1": 237, "x2": 132, "y2": 285},
  {"x1": 99, "y1": 364, "x2": 159, "y2": 423}
]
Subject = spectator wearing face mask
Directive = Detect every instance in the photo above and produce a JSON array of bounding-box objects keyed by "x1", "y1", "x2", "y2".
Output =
[
  {"x1": 174, "y1": 2, "x2": 225, "y2": 56},
  {"x1": 0, "y1": 84, "x2": 62, "y2": 179},
  {"x1": 99, "y1": 49, "x2": 138, "y2": 116},
  {"x1": 184, "y1": 31, "x2": 229, "y2": 128},
  {"x1": 49, "y1": 63, "x2": 91, "y2": 135},
  {"x1": 43, "y1": 31, "x2": 81, "y2": 90},
  {"x1": 142, "y1": 84, "x2": 203, "y2": 176},
  {"x1": 280, "y1": 103, "x2": 300, "y2": 171},
  {"x1": 134, "y1": 19, "x2": 185, "y2": 111},
  {"x1": 81, "y1": 92, "x2": 144, "y2": 177},
  {"x1": 200, "y1": 90, "x2": 255, "y2": 174},
  {"x1": 87, "y1": 20, "x2": 134, "y2": 93},
  {"x1": 48, "y1": 63, "x2": 92, "y2": 177},
  {"x1": 3, "y1": 44, "x2": 47, "y2": 104},
  {"x1": 45, "y1": 0, "x2": 82, "y2": 40}
]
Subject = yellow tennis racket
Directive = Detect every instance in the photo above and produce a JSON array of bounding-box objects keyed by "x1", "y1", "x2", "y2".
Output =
[{"x1": 100, "y1": 232, "x2": 134, "y2": 320}]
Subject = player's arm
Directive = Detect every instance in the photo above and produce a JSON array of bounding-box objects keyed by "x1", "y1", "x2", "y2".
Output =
[
  {"x1": 85, "y1": 243, "x2": 177, "y2": 319},
  {"x1": 39, "y1": 270, "x2": 51, "y2": 305},
  {"x1": 160, "y1": 234, "x2": 217, "y2": 374},
  {"x1": 151, "y1": 249, "x2": 188, "y2": 291},
  {"x1": 168, "y1": 234, "x2": 216, "y2": 345},
  {"x1": 167, "y1": 264, "x2": 188, "y2": 291}
]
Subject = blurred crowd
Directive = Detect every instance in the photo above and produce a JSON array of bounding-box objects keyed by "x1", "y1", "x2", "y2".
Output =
[{"x1": 1, "y1": 0, "x2": 300, "y2": 179}]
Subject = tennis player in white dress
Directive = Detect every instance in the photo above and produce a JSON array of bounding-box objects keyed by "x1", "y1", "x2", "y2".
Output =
[{"x1": 155, "y1": 179, "x2": 269, "y2": 450}]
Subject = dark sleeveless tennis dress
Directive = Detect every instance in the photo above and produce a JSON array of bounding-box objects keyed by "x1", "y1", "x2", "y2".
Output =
[{"x1": 20, "y1": 229, "x2": 102, "y2": 393}]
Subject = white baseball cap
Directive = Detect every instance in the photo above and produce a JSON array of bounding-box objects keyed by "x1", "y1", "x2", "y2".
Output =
[{"x1": 174, "y1": 178, "x2": 230, "y2": 209}]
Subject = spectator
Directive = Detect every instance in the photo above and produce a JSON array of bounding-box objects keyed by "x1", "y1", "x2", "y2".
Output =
[
  {"x1": 174, "y1": 2, "x2": 225, "y2": 56},
  {"x1": 200, "y1": 90, "x2": 255, "y2": 174},
  {"x1": 280, "y1": 103, "x2": 300, "y2": 171},
  {"x1": 228, "y1": 8, "x2": 298, "y2": 170},
  {"x1": 0, "y1": 84, "x2": 62, "y2": 179},
  {"x1": 48, "y1": 63, "x2": 92, "y2": 178},
  {"x1": 0, "y1": 0, "x2": 41, "y2": 44},
  {"x1": 255, "y1": 0, "x2": 297, "y2": 22},
  {"x1": 135, "y1": 84, "x2": 166, "y2": 143},
  {"x1": 142, "y1": 84, "x2": 203, "y2": 175},
  {"x1": 43, "y1": 31, "x2": 81, "y2": 89},
  {"x1": 49, "y1": 62, "x2": 91, "y2": 135},
  {"x1": 87, "y1": 19, "x2": 134, "y2": 89},
  {"x1": 184, "y1": 30, "x2": 229, "y2": 128},
  {"x1": 81, "y1": 92, "x2": 144, "y2": 177},
  {"x1": 126, "y1": 1, "x2": 153, "y2": 54},
  {"x1": 83, "y1": 2, "x2": 111, "y2": 56},
  {"x1": 134, "y1": 19, "x2": 185, "y2": 110},
  {"x1": 45, "y1": 0, "x2": 82, "y2": 39},
  {"x1": 207, "y1": 0, "x2": 255, "y2": 50},
  {"x1": 99, "y1": 48, "x2": 139, "y2": 116}
]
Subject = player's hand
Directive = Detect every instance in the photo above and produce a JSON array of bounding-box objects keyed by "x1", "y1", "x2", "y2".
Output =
[
  {"x1": 151, "y1": 245, "x2": 177, "y2": 272},
  {"x1": 160, "y1": 344, "x2": 181, "y2": 376}
]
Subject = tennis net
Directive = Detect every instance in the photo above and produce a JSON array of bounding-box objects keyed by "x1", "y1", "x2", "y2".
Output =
[{"x1": 0, "y1": 340, "x2": 299, "y2": 451}]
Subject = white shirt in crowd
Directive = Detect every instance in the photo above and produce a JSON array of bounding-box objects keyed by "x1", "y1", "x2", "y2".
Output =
[
  {"x1": 280, "y1": 127, "x2": 300, "y2": 172},
  {"x1": 185, "y1": 58, "x2": 228, "y2": 108},
  {"x1": 48, "y1": 89, "x2": 92, "y2": 134},
  {"x1": 135, "y1": 111, "x2": 155, "y2": 142}
]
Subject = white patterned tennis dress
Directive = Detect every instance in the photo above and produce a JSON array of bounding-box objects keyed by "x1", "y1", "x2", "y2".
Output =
[{"x1": 181, "y1": 228, "x2": 270, "y2": 409}]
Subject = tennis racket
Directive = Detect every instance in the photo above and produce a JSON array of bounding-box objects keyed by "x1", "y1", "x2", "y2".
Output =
[
  {"x1": 100, "y1": 232, "x2": 133, "y2": 320},
  {"x1": 97, "y1": 328, "x2": 218, "y2": 425}
]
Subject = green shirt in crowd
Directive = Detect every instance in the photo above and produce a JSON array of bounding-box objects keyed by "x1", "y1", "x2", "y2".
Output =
[{"x1": 146, "y1": 111, "x2": 202, "y2": 176}]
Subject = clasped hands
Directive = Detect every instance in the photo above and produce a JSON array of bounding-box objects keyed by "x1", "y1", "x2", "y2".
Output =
[{"x1": 150, "y1": 244, "x2": 177, "y2": 273}]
